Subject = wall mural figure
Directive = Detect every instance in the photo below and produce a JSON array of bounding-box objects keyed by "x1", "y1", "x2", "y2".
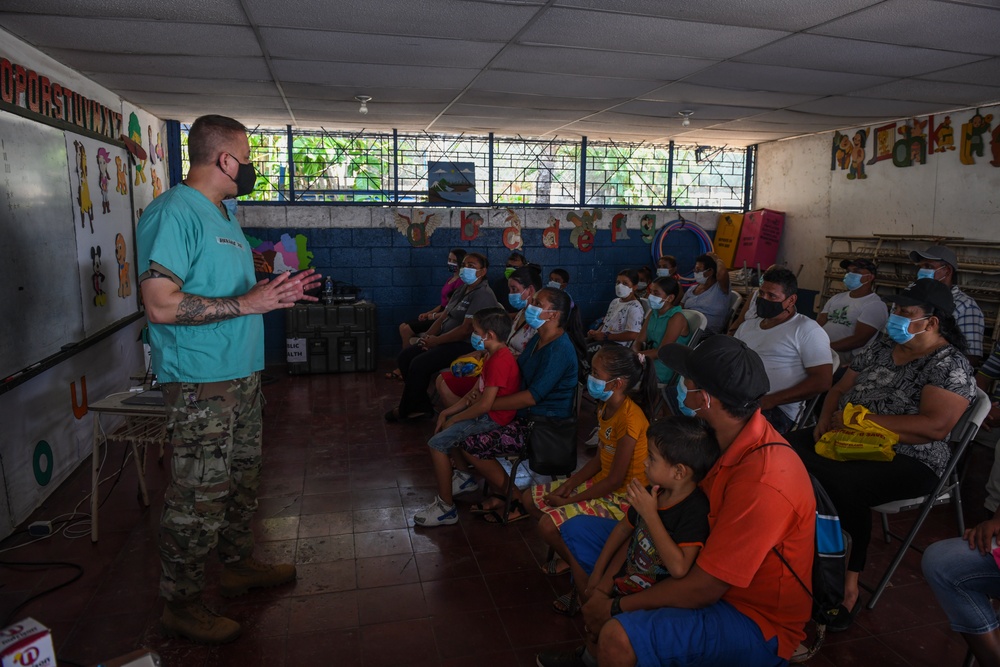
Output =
[
  {"x1": 932, "y1": 116, "x2": 956, "y2": 153},
  {"x1": 611, "y1": 212, "x2": 629, "y2": 242},
  {"x1": 568, "y1": 209, "x2": 600, "y2": 252},
  {"x1": 832, "y1": 131, "x2": 852, "y2": 170},
  {"x1": 499, "y1": 208, "x2": 523, "y2": 250},
  {"x1": 640, "y1": 213, "x2": 657, "y2": 244},
  {"x1": 151, "y1": 167, "x2": 163, "y2": 198},
  {"x1": 961, "y1": 109, "x2": 993, "y2": 165},
  {"x1": 847, "y1": 129, "x2": 868, "y2": 180},
  {"x1": 542, "y1": 215, "x2": 560, "y2": 249},
  {"x1": 460, "y1": 210, "x2": 482, "y2": 241},
  {"x1": 73, "y1": 140, "x2": 94, "y2": 232},
  {"x1": 129, "y1": 113, "x2": 147, "y2": 185},
  {"x1": 114, "y1": 155, "x2": 129, "y2": 195},
  {"x1": 147, "y1": 125, "x2": 157, "y2": 165},
  {"x1": 115, "y1": 233, "x2": 131, "y2": 298},
  {"x1": 394, "y1": 208, "x2": 440, "y2": 247},
  {"x1": 90, "y1": 245, "x2": 107, "y2": 306}
]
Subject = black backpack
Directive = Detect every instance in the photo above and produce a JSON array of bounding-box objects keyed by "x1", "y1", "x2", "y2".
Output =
[{"x1": 760, "y1": 443, "x2": 847, "y2": 627}]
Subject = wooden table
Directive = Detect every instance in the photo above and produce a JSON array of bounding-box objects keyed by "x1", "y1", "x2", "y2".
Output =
[{"x1": 88, "y1": 392, "x2": 168, "y2": 542}]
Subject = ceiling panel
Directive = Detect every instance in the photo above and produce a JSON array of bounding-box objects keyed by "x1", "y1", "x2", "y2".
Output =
[
  {"x1": 42, "y1": 51, "x2": 272, "y2": 80},
  {"x1": 917, "y1": 57, "x2": 1000, "y2": 87},
  {"x1": 0, "y1": 0, "x2": 247, "y2": 22},
  {"x1": 847, "y1": 79, "x2": 1000, "y2": 106},
  {"x1": 471, "y1": 71, "x2": 663, "y2": 99},
  {"x1": 786, "y1": 96, "x2": 944, "y2": 118},
  {"x1": 279, "y1": 83, "x2": 458, "y2": 104},
  {"x1": 90, "y1": 74, "x2": 278, "y2": 96},
  {"x1": 0, "y1": 14, "x2": 261, "y2": 56},
  {"x1": 812, "y1": 0, "x2": 1000, "y2": 55},
  {"x1": 638, "y1": 82, "x2": 821, "y2": 109},
  {"x1": 520, "y1": 8, "x2": 790, "y2": 59},
  {"x1": 683, "y1": 62, "x2": 894, "y2": 95},
  {"x1": 553, "y1": 0, "x2": 883, "y2": 31},
  {"x1": 444, "y1": 104, "x2": 588, "y2": 121},
  {"x1": 270, "y1": 60, "x2": 479, "y2": 89},
  {"x1": 456, "y1": 90, "x2": 622, "y2": 111},
  {"x1": 491, "y1": 45, "x2": 717, "y2": 80},
  {"x1": 734, "y1": 34, "x2": 984, "y2": 77},
  {"x1": 260, "y1": 28, "x2": 503, "y2": 68},
  {"x1": 611, "y1": 100, "x2": 780, "y2": 120},
  {"x1": 243, "y1": 0, "x2": 543, "y2": 39}
]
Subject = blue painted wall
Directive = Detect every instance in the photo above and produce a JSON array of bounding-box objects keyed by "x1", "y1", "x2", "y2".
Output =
[{"x1": 243, "y1": 225, "x2": 718, "y2": 364}]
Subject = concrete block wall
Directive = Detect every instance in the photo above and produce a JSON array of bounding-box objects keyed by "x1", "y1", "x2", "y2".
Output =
[{"x1": 238, "y1": 206, "x2": 725, "y2": 363}]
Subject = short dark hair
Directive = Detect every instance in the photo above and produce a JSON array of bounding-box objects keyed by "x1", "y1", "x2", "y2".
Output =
[
  {"x1": 695, "y1": 254, "x2": 717, "y2": 274},
  {"x1": 449, "y1": 248, "x2": 467, "y2": 264},
  {"x1": 659, "y1": 255, "x2": 677, "y2": 269},
  {"x1": 761, "y1": 267, "x2": 797, "y2": 299},
  {"x1": 538, "y1": 287, "x2": 571, "y2": 328},
  {"x1": 647, "y1": 416, "x2": 720, "y2": 482},
  {"x1": 637, "y1": 266, "x2": 653, "y2": 280},
  {"x1": 465, "y1": 252, "x2": 488, "y2": 269},
  {"x1": 551, "y1": 268, "x2": 570, "y2": 283},
  {"x1": 651, "y1": 276, "x2": 682, "y2": 303},
  {"x1": 617, "y1": 268, "x2": 640, "y2": 287},
  {"x1": 510, "y1": 265, "x2": 542, "y2": 291},
  {"x1": 188, "y1": 115, "x2": 247, "y2": 166},
  {"x1": 473, "y1": 308, "x2": 513, "y2": 342},
  {"x1": 508, "y1": 252, "x2": 527, "y2": 264}
]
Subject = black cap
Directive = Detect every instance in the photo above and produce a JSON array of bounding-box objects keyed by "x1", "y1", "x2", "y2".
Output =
[
  {"x1": 839, "y1": 258, "x2": 878, "y2": 275},
  {"x1": 658, "y1": 335, "x2": 770, "y2": 408},
  {"x1": 908, "y1": 245, "x2": 958, "y2": 271},
  {"x1": 883, "y1": 278, "x2": 954, "y2": 313}
]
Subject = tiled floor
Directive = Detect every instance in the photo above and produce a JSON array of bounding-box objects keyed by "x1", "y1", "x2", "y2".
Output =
[{"x1": 0, "y1": 364, "x2": 994, "y2": 666}]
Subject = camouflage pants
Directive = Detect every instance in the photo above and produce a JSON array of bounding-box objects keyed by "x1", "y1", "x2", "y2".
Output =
[{"x1": 158, "y1": 373, "x2": 262, "y2": 602}]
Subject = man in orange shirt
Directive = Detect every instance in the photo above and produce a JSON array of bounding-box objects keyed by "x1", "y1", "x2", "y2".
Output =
[{"x1": 582, "y1": 336, "x2": 815, "y2": 667}]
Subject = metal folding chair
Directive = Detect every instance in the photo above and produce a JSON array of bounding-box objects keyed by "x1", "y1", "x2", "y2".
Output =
[{"x1": 862, "y1": 388, "x2": 991, "y2": 609}]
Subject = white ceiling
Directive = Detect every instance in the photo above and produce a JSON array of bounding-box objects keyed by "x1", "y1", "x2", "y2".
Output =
[{"x1": 2, "y1": 0, "x2": 1000, "y2": 147}]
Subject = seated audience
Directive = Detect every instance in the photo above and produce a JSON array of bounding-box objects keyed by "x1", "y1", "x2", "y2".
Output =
[
  {"x1": 386, "y1": 252, "x2": 499, "y2": 422},
  {"x1": 435, "y1": 265, "x2": 540, "y2": 406},
  {"x1": 525, "y1": 344, "x2": 655, "y2": 573},
  {"x1": 977, "y1": 341, "x2": 1000, "y2": 514},
  {"x1": 388, "y1": 248, "x2": 465, "y2": 380},
  {"x1": 817, "y1": 258, "x2": 888, "y2": 371},
  {"x1": 923, "y1": 503, "x2": 1000, "y2": 667},
  {"x1": 911, "y1": 244, "x2": 985, "y2": 360},
  {"x1": 656, "y1": 255, "x2": 682, "y2": 283},
  {"x1": 492, "y1": 251, "x2": 527, "y2": 314},
  {"x1": 632, "y1": 276, "x2": 691, "y2": 385},
  {"x1": 681, "y1": 252, "x2": 731, "y2": 335},
  {"x1": 726, "y1": 264, "x2": 776, "y2": 335},
  {"x1": 536, "y1": 417, "x2": 717, "y2": 665},
  {"x1": 735, "y1": 267, "x2": 833, "y2": 433},
  {"x1": 635, "y1": 266, "x2": 653, "y2": 299},
  {"x1": 441, "y1": 287, "x2": 580, "y2": 523},
  {"x1": 413, "y1": 309, "x2": 521, "y2": 526},
  {"x1": 548, "y1": 268, "x2": 570, "y2": 291},
  {"x1": 579, "y1": 336, "x2": 815, "y2": 667},
  {"x1": 788, "y1": 279, "x2": 975, "y2": 631}
]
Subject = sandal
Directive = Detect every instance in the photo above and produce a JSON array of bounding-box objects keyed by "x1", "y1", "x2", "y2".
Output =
[
  {"x1": 384, "y1": 369, "x2": 403, "y2": 381},
  {"x1": 470, "y1": 494, "x2": 508, "y2": 515},
  {"x1": 480, "y1": 499, "x2": 529, "y2": 525},
  {"x1": 552, "y1": 590, "x2": 579, "y2": 616},
  {"x1": 541, "y1": 558, "x2": 570, "y2": 577}
]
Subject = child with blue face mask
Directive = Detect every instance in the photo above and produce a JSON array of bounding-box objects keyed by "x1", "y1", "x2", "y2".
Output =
[
  {"x1": 414, "y1": 308, "x2": 523, "y2": 527},
  {"x1": 522, "y1": 344, "x2": 656, "y2": 580}
]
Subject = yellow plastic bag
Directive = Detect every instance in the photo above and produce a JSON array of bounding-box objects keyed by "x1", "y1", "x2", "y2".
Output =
[
  {"x1": 814, "y1": 403, "x2": 899, "y2": 462},
  {"x1": 450, "y1": 355, "x2": 483, "y2": 378}
]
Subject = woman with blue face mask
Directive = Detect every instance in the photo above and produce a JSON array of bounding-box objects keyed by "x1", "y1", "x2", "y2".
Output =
[
  {"x1": 785, "y1": 278, "x2": 976, "y2": 632},
  {"x1": 389, "y1": 248, "x2": 467, "y2": 380},
  {"x1": 632, "y1": 276, "x2": 691, "y2": 385}
]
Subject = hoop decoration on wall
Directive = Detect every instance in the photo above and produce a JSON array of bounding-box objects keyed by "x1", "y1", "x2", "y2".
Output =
[
  {"x1": 653, "y1": 218, "x2": 713, "y2": 286},
  {"x1": 542, "y1": 215, "x2": 560, "y2": 248},
  {"x1": 394, "y1": 208, "x2": 441, "y2": 247},
  {"x1": 498, "y1": 208, "x2": 523, "y2": 250},
  {"x1": 611, "y1": 213, "x2": 629, "y2": 242},
  {"x1": 568, "y1": 209, "x2": 600, "y2": 252}
]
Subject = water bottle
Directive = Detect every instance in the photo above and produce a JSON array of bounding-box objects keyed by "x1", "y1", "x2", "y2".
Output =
[{"x1": 322, "y1": 276, "x2": 334, "y2": 304}]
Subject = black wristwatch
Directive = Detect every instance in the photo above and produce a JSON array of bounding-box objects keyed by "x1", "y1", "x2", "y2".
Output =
[{"x1": 610, "y1": 597, "x2": 623, "y2": 616}]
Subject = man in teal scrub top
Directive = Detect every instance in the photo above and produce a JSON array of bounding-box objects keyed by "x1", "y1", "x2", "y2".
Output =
[{"x1": 138, "y1": 115, "x2": 320, "y2": 644}]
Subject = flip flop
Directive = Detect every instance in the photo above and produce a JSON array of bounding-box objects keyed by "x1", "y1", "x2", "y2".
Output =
[
  {"x1": 541, "y1": 558, "x2": 570, "y2": 577},
  {"x1": 552, "y1": 590, "x2": 579, "y2": 616},
  {"x1": 384, "y1": 369, "x2": 403, "y2": 381},
  {"x1": 480, "y1": 499, "x2": 529, "y2": 525},
  {"x1": 470, "y1": 494, "x2": 508, "y2": 515}
]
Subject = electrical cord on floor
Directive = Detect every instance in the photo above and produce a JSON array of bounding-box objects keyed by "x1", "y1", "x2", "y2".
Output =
[
  {"x1": 0, "y1": 559, "x2": 84, "y2": 627},
  {"x1": 97, "y1": 432, "x2": 134, "y2": 510}
]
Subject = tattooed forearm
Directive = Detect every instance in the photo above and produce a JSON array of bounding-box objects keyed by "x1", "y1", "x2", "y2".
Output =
[{"x1": 176, "y1": 294, "x2": 242, "y2": 324}]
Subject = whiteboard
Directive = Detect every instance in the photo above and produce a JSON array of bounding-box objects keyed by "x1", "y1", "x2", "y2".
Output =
[{"x1": 0, "y1": 109, "x2": 143, "y2": 382}]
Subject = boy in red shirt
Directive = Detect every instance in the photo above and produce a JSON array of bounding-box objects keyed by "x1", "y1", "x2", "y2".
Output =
[{"x1": 414, "y1": 308, "x2": 522, "y2": 527}]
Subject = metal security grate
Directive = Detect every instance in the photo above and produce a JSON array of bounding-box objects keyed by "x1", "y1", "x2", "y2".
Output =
[{"x1": 178, "y1": 127, "x2": 752, "y2": 210}]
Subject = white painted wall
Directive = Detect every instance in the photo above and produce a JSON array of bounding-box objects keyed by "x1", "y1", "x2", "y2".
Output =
[{"x1": 755, "y1": 103, "x2": 1000, "y2": 292}]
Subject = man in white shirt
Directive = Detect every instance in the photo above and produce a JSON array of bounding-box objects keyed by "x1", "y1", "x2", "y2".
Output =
[
  {"x1": 735, "y1": 268, "x2": 833, "y2": 433},
  {"x1": 818, "y1": 258, "x2": 888, "y2": 372}
]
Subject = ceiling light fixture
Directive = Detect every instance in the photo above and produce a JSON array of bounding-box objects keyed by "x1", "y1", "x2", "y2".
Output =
[
  {"x1": 678, "y1": 110, "x2": 694, "y2": 127},
  {"x1": 355, "y1": 95, "x2": 371, "y2": 115}
]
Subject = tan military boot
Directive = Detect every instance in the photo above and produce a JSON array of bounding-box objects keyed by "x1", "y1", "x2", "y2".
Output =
[
  {"x1": 220, "y1": 557, "x2": 297, "y2": 597},
  {"x1": 161, "y1": 599, "x2": 240, "y2": 644}
]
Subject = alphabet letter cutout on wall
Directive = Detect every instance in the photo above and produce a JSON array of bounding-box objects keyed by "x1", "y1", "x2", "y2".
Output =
[
  {"x1": 498, "y1": 208, "x2": 523, "y2": 250},
  {"x1": 568, "y1": 209, "x2": 600, "y2": 252},
  {"x1": 640, "y1": 214, "x2": 657, "y2": 244},
  {"x1": 611, "y1": 213, "x2": 629, "y2": 242},
  {"x1": 460, "y1": 211, "x2": 483, "y2": 241},
  {"x1": 71, "y1": 376, "x2": 88, "y2": 419},
  {"x1": 542, "y1": 216, "x2": 560, "y2": 249}
]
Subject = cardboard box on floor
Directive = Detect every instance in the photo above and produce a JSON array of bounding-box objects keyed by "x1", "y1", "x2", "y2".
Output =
[{"x1": 0, "y1": 618, "x2": 54, "y2": 667}]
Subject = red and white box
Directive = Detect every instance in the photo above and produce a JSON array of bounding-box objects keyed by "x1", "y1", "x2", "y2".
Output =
[{"x1": 0, "y1": 618, "x2": 55, "y2": 667}]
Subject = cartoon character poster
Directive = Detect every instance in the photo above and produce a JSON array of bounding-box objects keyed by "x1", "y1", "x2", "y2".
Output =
[
  {"x1": 67, "y1": 132, "x2": 138, "y2": 335},
  {"x1": 122, "y1": 103, "x2": 168, "y2": 213}
]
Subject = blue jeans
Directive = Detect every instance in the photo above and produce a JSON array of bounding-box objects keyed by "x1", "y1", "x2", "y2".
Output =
[
  {"x1": 427, "y1": 413, "x2": 500, "y2": 453},
  {"x1": 923, "y1": 537, "x2": 1000, "y2": 634}
]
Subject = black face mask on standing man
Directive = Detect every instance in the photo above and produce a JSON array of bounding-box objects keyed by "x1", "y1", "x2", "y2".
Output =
[{"x1": 220, "y1": 152, "x2": 257, "y2": 197}]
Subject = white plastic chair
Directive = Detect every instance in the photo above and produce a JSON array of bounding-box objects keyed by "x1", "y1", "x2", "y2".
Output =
[
  {"x1": 723, "y1": 291, "x2": 744, "y2": 333},
  {"x1": 862, "y1": 388, "x2": 992, "y2": 609},
  {"x1": 679, "y1": 309, "x2": 709, "y2": 349}
]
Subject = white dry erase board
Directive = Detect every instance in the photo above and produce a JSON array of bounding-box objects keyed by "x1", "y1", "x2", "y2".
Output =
[{"x1": 0, "y1": 108, "x2": 140, "y2": 381}]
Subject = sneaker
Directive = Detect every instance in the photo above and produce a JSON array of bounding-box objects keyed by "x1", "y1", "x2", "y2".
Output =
[
  {"x1": 413, "y1": 495, "x2": 458, "y2": 526},
  {"x1": 584, "y1": 427, "x2": 600, "y2": 449},
  {"x1": 452, "y1": 470, "x2": 478, "y2": 496},
  {"x1": 536, "y1": 645, "x2": 588, "y2": 667}
]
